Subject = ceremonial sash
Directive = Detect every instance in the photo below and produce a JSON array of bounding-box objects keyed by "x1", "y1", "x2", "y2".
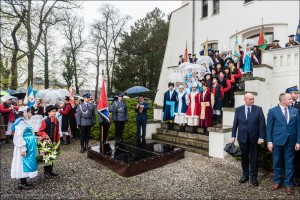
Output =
[
  {"x1": 252, "y1": 55, "x2": 259, "y2": 64},
  {"x1": 166, "y1": 101, "x2": 175, "y2": 117},
  {"x1": 200, "y1": 102, "x2": 210, "y2": 120}
]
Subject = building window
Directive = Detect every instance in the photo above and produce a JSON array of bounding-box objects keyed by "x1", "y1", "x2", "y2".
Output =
[
  {"x1": 203, "y1": 43, "x2": 218, "y2": 51},
  {"x1": 202, "y1": 0, "x2": 208, "y2": 18},
  {"x1": 247, "y1": 32, "x2": 274, "y2": 45},
  {"x1": 244, "y1": 0, "x2": 253, "y2": 3},
  {"x1": 213, "y1": 0, "x2": 219, "y2": 15}
]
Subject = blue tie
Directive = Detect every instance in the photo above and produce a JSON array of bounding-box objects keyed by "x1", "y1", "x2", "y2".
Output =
[{"x1": 247, "y1": 107, "x2": 250, "y2": 120}]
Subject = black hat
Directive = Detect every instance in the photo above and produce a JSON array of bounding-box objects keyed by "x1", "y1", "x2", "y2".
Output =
[
  {"x1": 179, "y1": 55, "x2": 183, "y2": 57},
  {"x1": 288, "y1": 34, "x2": 295, "y2": 38},
  {"x1": 223, "y1": 66, "x2": 230, "y2": 71},
  {"x1": 273, "y1": 40, "x2": 280, "y2": 42},
  {"x1": 82, "y1": 93, "x2": 90, "y2": 98},
  {"x1": 215, "y1": 50, "x2": 219, "y2": 53},
  {"x1": 45, "y1": 105, "x2": 58, "y2": 116},
  {"x1": 74, "y1": 96, "x2": 79, "y2": 100},
  {"x1": 188, "y1": 53, "x2": 192, "y2": 56},
  {"x1": 117, "y1": 92, "x2": 123, "y2": 97},
  {"x1": 238, "y1": 45, "x2": 242, "y2": 49},
  {"x1": 286, "y1": 86, "x2": 299, "y2": 93},
  {"x1": 64, "y1": 96, "x2": 70, "y2": 101},
  {"x1": 212, "y1": 75, "x2": 220, "y2": 83},
  {"x1": 192, "y1": 54, "x2": 196, "y2": 56},
  {"x1": 204, "y1": 73, "x2": 212, "y2": 79}
]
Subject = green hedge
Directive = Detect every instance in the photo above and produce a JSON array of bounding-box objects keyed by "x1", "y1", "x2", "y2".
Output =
[{"x1": 90, "y1": 99, "x2": 153, "y2": 141}]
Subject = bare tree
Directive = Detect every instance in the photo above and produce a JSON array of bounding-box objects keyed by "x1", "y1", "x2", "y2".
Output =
[
  {"x1": 91, "y1": 4, "x2": 130, "y2": 95},
  {"x1": 61, "y1": 11, "x2": 85, "y2": 94}
]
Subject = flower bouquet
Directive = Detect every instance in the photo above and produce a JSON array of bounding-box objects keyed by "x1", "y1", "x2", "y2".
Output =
[{"x1": 36, "y1": 137, "x2": 60, "y2": 166}]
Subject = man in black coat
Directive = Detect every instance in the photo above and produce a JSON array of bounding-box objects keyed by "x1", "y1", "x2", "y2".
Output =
[
  {"x1": 231, "y1": 93, "x2": 266, "y2": 187},
  {"x1": 135, "y1": 95, "x2": 150, "y2": 140},
  {"x1": 286, "y1": 86, "x2": 300, "y2": 187}
]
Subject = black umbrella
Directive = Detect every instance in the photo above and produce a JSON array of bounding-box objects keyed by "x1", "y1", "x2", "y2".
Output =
[
  {"x1": 224, "y1": 142, "x2": 242, "y2": 157},
  {"x1": 12, "y1": 92, "x2": 26, "y2": 99}
]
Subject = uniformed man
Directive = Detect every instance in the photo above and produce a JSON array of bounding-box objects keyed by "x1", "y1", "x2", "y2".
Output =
[
  {"x1": 112, "y1": 93, "x2": 128, "y2": 143},
  {"x1": 286, "y1": 86, "x2": 300, "y2": 187},
  {"x1": 76, "y1": 93, "x2": 95, "y2": 153},
  {"x1": 285, "y1": 34, "x2": 300, "y2": 47}
]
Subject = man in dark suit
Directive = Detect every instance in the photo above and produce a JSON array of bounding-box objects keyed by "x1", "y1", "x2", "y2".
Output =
[
  {"x1": 135, "y1": 95, "x2": 150, "y2": 140},
  {"x1": 267, "y1": 93, "x2": 300, "y2": 195},
  {"x1": 231, "y1": 93, "x2": 266, "y2": 187},
  {"x1": 286, "y1": 86, "x2": 300, "y2": 187}
]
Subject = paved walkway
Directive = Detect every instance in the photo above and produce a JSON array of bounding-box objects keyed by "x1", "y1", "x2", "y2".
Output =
[{"x1": 1, "y1": 140, "x2": 299, "y2": 199}]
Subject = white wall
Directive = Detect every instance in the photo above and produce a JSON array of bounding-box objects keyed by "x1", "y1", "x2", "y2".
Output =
[{"x1": 155, "y1": 1, "x2": 299, "y2": 106}]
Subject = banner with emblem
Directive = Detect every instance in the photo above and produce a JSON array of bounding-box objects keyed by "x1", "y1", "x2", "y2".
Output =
[{"x1": 97, "y1": 80, "x2": 110, "y2": 122}]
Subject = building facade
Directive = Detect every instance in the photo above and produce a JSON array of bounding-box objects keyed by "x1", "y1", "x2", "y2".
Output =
[{"x1": 155, "y1": 0, "x2": 299, "y2": 106}]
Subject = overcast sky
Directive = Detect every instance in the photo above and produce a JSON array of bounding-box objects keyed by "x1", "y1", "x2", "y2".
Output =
[{"x1": 80, "y1": 1, "x2": 181, "y2": 28}]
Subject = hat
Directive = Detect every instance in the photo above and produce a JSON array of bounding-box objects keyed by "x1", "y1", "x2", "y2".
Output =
[
  {"x1": 204, "y1": 73, "x2": 212, "y2": 79},
  {"x1": 188, "y1": 53, "x2": 192, "y2": 56},
  {"x1": 18, "y1": 106, "x2": 28, "y2": 112},
  {"x1": 212, "y1": 75, "x2": 220, "y2": 83},
  {"x1": 199, "y1": 50, "x2": 204, "y2": 56},
  {"x1": 228, "y1": 59, "x2": 234, "y2": 64},
  {"x1": 238, "y1": 45, "x2": 242, "y2": 49},
  {"x1": 45, "y1": 105, "x2": 58, "y2": 116},
  {"x1": 192, "y1": 83, "x2": 198, "y2": 88},
  {"x1": 273, "y1": 40, "x2": 280, "y2": 42},
  {"x1": 215, "y1": 50, "x2": 219, "y2": 53},
  {"x1": 179, "y1": 55, "x2": 183, "y2": 57},
  {"x1": 179, "y1": 85, "x2": 184, "y2": 89},
  {"x1": 74, "y1": 96, "x2": 79, "y2": 100},
  {"x1": 223, "y1": 66, "x2": 230, "y2": 71},
  {"x1": 82, "y1": 93, "x2": 90, "y2": 98},
  {"x1": 192, "y1": 54, "x2": 196, "y2": 56},
  {"x1": 117, "y1": 93, "x2": 123, "y2": 97},
  {"x1": 288, "y1": 34, "x2": 295, "y2": 38},
  {"x1": 286, "y1": 86, "x2": 299, "y2": 93},
  {"x1": 64, "y1": 96, "x2": 70, "y2": 101}
]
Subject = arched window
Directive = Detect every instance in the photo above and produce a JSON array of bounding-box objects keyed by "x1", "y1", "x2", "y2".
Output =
[{"x1": 247, "y1": 32, "x2": 274, "y2": 45}]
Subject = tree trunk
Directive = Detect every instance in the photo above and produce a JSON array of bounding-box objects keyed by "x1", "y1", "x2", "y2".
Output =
[
  {"x1": 44, "y1": 31, "x2": 49, "y2": 89},
  {"x1": 105, "y1": 52, "x2": 111, "y2": 95},
  {"x1": 72, "y1": 54, "x2": 79, "y2": 94},
  {"x1": 27, "y1": 54, "x2": 34, "y2": 86},
  {"x1": 94, "y1": 55, "x2": 100, "y2": 99}
]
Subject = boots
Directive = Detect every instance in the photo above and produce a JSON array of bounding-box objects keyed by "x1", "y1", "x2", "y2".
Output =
[
  {"x1": 84, "y1": 140, "x2": 89, "y2": 151},
  {"x1": 49, "y1": 164, "x2": 58, "y2": 176},
  {"x1": 170, "y1": 123, "x2": 174, "y2": 130},
  {"x1": 6, "y1": 135, "x2": 10, "y2": 144},
  {"x1": 217, "y1": 115, "x2": 222, "y2": 124},
  {"x1": 66, "y1": 135, "x2": 71, "y2": 145},
  {"x1": 202, "y1": 128, "x2": 206, "y2": 135},
  {"x1": 60, "y1": 136, "x2": 65, "y2": 144},
  {"x1": 213, "y1": 114, "x2": 218, "y2": 125},
  {"x1": 44, "y1": 166, "x2": 51, "y2": 179},
  {"x1": 193, "y1": 126, "x2": 197, "y2": 133},
  {"x1": 80, "y1": 142, "x2": 85, "y2": 153},
  {"x1": 179, "y1": 126, "x2": 182, "y2": 132},
  {"x1": 182, "y1": 126, "x2": 185, "y2": 132},
  {"x1": 18, "y1": 178, "x2": 32, "y2": 190},
  {"x1": 167, "y1": 123, "x2": 171, "y2": 131},
  {"x1": 24, "y1": 178, "x2": 33, "y2": 187},
  {"x1": 63, "y1": 135, "x2": 68, "y2": 145}
]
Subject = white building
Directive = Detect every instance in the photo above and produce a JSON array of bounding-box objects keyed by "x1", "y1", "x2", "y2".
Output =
[
  {"x1": 152, "y1": 0, "x2": 300, "y2": 158},
  {"x1": 155, "y1": 0, "x2": 299, "y2": 106}
]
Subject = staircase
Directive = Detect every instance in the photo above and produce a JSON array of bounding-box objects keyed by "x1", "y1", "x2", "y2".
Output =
[{"x1": 152, "y1": 65, "x2": 272, "y2": 156}]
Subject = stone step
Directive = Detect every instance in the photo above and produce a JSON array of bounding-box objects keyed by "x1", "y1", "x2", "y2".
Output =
[
  {"x1": 234, "y1": 91, "x2": 258, "y2": 96},
  {"x1": 151, "y1": 139, "x2": 209, "y2": 156},
  {"x1": 156, "y1": 128, "x2": 209, "y2": 142},
  {"x1": 241, "y1": 77, "x2": 265, "y2": 82},
  {"x1": 152, "y1": 133, "x2": 209, "y2": 149},
  {"x1": 208, "y1": 126, "x2": 232, "y2": 133},
  {"x1": 161, "y1": 123, "x2": 222, "y2": 131}
]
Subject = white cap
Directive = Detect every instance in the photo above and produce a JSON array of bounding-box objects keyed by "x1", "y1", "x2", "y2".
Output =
[{"x1": 192, "y1": 83, "x2": 198, "y2": 88}]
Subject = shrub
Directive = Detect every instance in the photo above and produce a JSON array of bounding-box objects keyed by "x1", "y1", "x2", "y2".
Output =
[{"x1": 90, "y1": 98, "x2": 153, "y2": 141}]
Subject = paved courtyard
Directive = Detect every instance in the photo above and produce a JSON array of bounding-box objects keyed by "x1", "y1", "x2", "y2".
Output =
[{"x1": 1, "y1": 140, "x2": 299, "y2": 199}]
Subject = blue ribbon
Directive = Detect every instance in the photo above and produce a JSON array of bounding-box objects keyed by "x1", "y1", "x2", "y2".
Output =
[{"x1": 165, "y1": 101, "x2": 175, "y2": 117}]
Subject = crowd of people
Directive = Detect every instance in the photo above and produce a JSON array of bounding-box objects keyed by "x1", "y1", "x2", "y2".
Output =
[{"x1": 0, "y1": 91, "x2": 150, "y2": 190}]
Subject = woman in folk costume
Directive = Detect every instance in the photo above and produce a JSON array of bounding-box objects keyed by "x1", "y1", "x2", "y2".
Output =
[
  {"x1": 230, "y1": 61, "x2": 243, "y2": 92},
  {"x1": 59, "y1": 96, "x2": 74, "y2": 145},
  {"x1": 185, "y1": 83, "x2": 200, "y2": 133},
  {"x1": 11, "y1": 106, "x2": 38, "y2": 190},
  {"x1": 243, "y1": 46, "x2": 253, "y2": 73},
  {"x1": 163, "y1": 82, "x2": 178, "y2": 130},
  {"x1": 224, "y1": 66, "x2": 235, "y2": 107},
  {"x1": 174, "y1": 85, "x2": 188, "y2": 132},
  {"x1": 199, "y1": 83, "x2": 213, "y2": 136},
  {"x1": 211, "y1": 76, "x2": 223, "y2": 125},
  {"x1": 38, "y1": 105, "x2": 60, "y2": 179},
  {"x1": 30, "y1": 98, "x2": 44, "y2": 133},
  {"x1": 185, "y1": 68, "x2": 193, "y2": 83}
]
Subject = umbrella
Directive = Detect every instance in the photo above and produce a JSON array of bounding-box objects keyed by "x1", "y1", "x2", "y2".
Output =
[
  {"x1": 224, "y1": 142, "x2": 242, "y2": 157},
  {"x1": 183, "y1": 64, "x2": 202, "y2": 71},
  {"x1": 168, "y1": 72, "x2": 183, "y2": 82},
  {"x1": 35, "y1": 89, "x2": 47, "y2": 99},
  {"x1": 0, "y1": 95, "x2": 18, "y2": 102},
  {"x1": 243, "y1": 38, "x2": 256, "y2": 47},
  {"x1": 0, "y1": 91, "x2": 9, "y2": 96},
  {"x1": 124, "y1": 86, "x2": 150, "y2": 95},
  {"x1": 56, "y1": 89, "x2": 69, "y2": 99},
  {"x1": 178, "y1": 62, "x2": 190, "y2": 69},
  {"x1": 12, "y1": 92, "x2": 26, "y2": 99},
  {"x1": 5, "y1": 90, "x2": 17, "y2": 95},
  {"x1": 44, "y1": 90, "x2": 65, "y2": 104},
  {"x1": 196, "y1": 56, "x2": 214, "y2": 66}
]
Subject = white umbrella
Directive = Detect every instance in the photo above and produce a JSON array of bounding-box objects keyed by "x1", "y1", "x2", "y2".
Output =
[
  {"x1": 196, "y1": 56, "x2": 214, "y2": 66},
  {"x1": 168, "y1": 72, "x2": 183, "y2": 82},
  {"x1": 35, "y1": 89, "x2": 47, "y2": 99},
  {"x1": 0, "y1": 95, "x2": 17, "y2": 102},
  {"x1": 243, "y1": 39, "x2": 256, "y2": 47},
  {"x1": 183, "y1": 64, "x2": 202, "y2": 71},
  {"x1": 56, "y1": 89, "x2": 69, "y2": 99},
  {"x1": 178, "y1": 62, "x2": 190, "y2": 69}
]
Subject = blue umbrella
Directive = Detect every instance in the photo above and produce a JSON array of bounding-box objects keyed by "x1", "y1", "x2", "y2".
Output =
[
  {"x1": 124, "y1": 86, "x2": 150, "y2": 95},
  {"x1": 5, "y1": 89, "x2": 17, "y2": 95}
]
